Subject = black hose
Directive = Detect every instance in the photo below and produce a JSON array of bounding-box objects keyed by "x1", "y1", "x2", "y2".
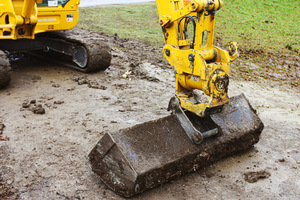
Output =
[{"x1": 178, "y1": 16, "x2": 196, "y2": 49}]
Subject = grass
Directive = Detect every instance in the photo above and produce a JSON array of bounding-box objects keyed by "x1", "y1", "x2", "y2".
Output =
[
  {"x1": 216, "y1": 0, "x2": 300, "y2": 54},
  {"x1": 78, "y1": 3, "x2": 163, "y2": 46},
  {"x1": 78, "y1": 1, "x2": 299, "y2": 86},
  {"x1": 78, "y1": 1, "x2": 300, "y2": 54}
]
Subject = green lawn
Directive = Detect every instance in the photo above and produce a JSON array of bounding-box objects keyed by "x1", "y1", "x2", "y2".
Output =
[
  {"x1": 217, "y1": 0, "x2": 300, "y2": 53},
  {"x1": 78, "y1": 1, "x2": 300, "y2": 54},
  {"x1": 78, "y1": 4, "x2": 163, "y2": 46}
]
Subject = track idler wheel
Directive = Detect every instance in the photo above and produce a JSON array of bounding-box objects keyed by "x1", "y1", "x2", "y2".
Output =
[{"x1": 72, "y1": 40, "x2": 111, "y2": 73}]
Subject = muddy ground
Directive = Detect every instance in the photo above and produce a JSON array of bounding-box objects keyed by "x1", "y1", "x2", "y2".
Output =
[{"x1": 0, "y1": 28, "x2": 299, "y2": 199}]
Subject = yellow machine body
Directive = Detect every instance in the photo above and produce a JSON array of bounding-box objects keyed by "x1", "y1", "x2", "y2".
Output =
[
  {"x1": 0, "y1": 0, "x2": 79, "y2": 40},
  {"x1": 156, "y1": 0, "x2": 239, "y2": 117}
]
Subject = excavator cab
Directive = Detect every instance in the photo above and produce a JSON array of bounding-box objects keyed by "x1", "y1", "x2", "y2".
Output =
[{"x1": 37, "y1": 0, "x2": 70, "y2": 7}]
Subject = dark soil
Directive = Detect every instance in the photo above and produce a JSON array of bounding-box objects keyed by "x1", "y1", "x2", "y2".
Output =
[{"x1": 243, "y1": 170, "x2": 271, "y2": 183}]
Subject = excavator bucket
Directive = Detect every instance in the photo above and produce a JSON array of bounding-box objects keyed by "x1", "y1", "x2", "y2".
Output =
[{"x1": 88, "y1": 94, "x2": 264, "y2": 197}]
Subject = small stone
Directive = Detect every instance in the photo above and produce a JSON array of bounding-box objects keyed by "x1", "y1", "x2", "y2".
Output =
[
  {"x1": 54, "y1": 101, "x2": 64, "y2": 105},
  {"x1": 33, "y1": 104, "x2": 45, "y2": 114},
  {"x1": 122, "y1": 70, "x2": 132, "y2": 79},
  {"x1": 72, "y1": 75, "x2": 79, "y2": 82},
  {"x1": 52, "y1": 83, "x2": 60, "y2": 88},
  {"x1": 243, "y1": 170, "x2": 271, "y2": 183},
  {"x1": 114, "y1": 33, "x2": 118, "y2": 40},
  {"x1": 67, "y1": 87, "x2": 75, "y2": 91},
  {"x1": 86, "y1": 79, "x2": 107, "y2": 90},
  {"x1": 30, "y1": 99, "x2": 36, "y2": 104},
  {"x1": 0, "y1": 123, "x2": 5, "y2": 131},
  {"x1": 22, "y1": 100, "x2": 30, "y2": 108},
  {"x1": 44, "y1": 103, "x2": 51, "y2": 108},
  {"x1": 78, "y1": 79, "x2": 89, "y2": 85}
]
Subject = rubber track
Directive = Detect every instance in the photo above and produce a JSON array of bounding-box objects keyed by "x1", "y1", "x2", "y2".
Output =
[{"x1": 43, "y1": 28, "x2": 112, "y2": 73}]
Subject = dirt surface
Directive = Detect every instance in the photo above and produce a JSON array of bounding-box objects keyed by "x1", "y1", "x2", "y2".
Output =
[{"x1": 0, "y1": 28, "x2": 299, "y2": 199}]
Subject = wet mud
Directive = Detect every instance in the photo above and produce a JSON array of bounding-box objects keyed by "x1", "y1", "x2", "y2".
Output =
[
  {"x1": 0, "y1": 28, "x2": 299, "y2": 199},
  {"x1": 243, "y1": 171, "x2": 271, "y2": 183}
]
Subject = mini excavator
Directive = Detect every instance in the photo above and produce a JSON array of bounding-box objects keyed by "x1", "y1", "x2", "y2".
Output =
[
  {"x1": 88, "y1": 0, "x2": 264, "y2": 197},
  {"x1": 0, "y1": 0, "x2": 111, "y2": 88}
]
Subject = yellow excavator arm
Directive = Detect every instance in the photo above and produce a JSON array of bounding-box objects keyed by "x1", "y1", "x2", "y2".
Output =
[
  {"x1": 0, "y1": 0, "x2": 79, "y2": 39},
  {"x1": 156, "y1": 0, "x2": 239, "y2": 117},
  {"x1": 87, "y1": 1, "x2": 263, "y2": 197}
]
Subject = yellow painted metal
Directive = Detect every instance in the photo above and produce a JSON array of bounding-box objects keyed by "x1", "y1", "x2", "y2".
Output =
[
  {"x1": 0, "y1": 0, "x2": 79, "y2": 39},
  {"x1": 155, "y1": 0, "x2": 239, "y2": 117}
]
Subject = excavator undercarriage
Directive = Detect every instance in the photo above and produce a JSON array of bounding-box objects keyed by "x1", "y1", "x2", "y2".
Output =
[
  {"x1": 0, "y1": 0, "x2": 112, "y2": 88},
  {"x1": 88, "y1": 0, "x2": 264, "y2": 197},
  {"x1": 0, "y1": 29, "x2": 112, "y2": 73}
]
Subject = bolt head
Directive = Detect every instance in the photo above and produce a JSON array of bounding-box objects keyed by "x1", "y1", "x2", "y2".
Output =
[
  {"x1": 159, "y1": 19, "x2": 164, "y2": 25},
  {"x1": 188, "y1": 54, "x2": 194, "y2": 62},
  {"x1": 191, "y1": 2, "x2": 196, "y2": 9},
  {"x1": 165, "y1": 49, "x2": 170, "y2": 56}
]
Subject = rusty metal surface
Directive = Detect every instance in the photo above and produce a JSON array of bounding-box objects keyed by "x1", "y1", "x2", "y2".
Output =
[{"x1": 88, "y1": 94, "x2": 264, "y2": 197}]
